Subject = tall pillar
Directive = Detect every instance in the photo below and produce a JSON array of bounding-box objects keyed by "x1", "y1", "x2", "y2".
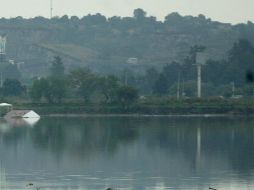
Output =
[
  {"x1": 0, "y1": 35, "x2": 6, "y2": 63},
  {"x1": 197, "y1": 64, "x2": 202, "y2": 98}
]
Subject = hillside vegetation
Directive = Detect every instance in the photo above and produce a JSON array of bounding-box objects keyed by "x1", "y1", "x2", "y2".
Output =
[{"x1": 1, "y1": 9, "x2": 254, "y2": 77}]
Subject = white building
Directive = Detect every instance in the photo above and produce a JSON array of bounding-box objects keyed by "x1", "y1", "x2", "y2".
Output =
[{"x1": 127, "y1": 57, "x2": 138, "y2": 65}]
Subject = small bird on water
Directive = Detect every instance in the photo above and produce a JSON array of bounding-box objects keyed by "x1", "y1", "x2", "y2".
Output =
[
  {"x1": 26, "y1": 183, "x2": 41, "y2": 190},
  {"x1": 209, "y1": 187, "x2": 217, "y2": 190}
]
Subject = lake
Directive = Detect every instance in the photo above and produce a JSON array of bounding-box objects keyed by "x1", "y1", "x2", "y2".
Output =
[{"x1": 0, "y1": 116, "x2": 254, "y2": 190}]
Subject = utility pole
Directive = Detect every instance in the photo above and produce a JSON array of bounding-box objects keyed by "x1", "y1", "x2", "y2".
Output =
[
  {"x1": 124, "y1": 70, "x2": 128, "y2": 85},
  {"x1": 182, "y1": 79, "x2": 185, "y2": 97},
  {"x1": 177, "y1": 72, "x2": 180, "y2": 100},
  {"x1": 231, "y1": 81, "x2": 235, "y2": 98},
  {"x1": 197, "y1": 64, "x2": 202, "y2": 98},
  {"x1": 0, "y1": 35, "x2": 6, "y2": 63},
  {"x1": 50, "y1": 0, "x2": 53, "y2": 19},
  {"x1": 0, "y1": 72, "x2": 3, "y2": 88},
  {"x1": 0, "y1": 35, "x2": 6, "y2": 87}
]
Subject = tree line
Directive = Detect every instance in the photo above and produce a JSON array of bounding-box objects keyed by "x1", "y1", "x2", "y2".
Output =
[
  {"x1": 2, "y1": 39, "x2": 254, "y2": 101},
  {"x1": 2, "y1": 8, "x2": 254, "y2": 77},
  {"x1": 29, "y1": 56, "x2": 139, "y2": 105},
  {"x1": 120, "y1": 39, "x2": 254, "y2": 98}
]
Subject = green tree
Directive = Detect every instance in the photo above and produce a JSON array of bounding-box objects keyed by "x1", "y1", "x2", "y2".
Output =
[
  {"x1": 30, "y1": 78, "x2": 48, "y2": 101},
  {"x1": 142, "y1": 68, "x2": 160, "y2": 94},
  {"x1": 164, "y1": 12, "x2": 183, "y2": 25},
  {"x1": 50, "y1": 56, "x2": 65, "y2": 77},
  {"x1": 116, "y1": 85, "x2": 139, "y2": 106},
  {"x1": 133, "y1": 8, "x2": 147, "y2": 20},
  {"x1": 98, "y1": 75, "x2": 120, "y2": 103},
  {"x1": 228, "y1": 39, "x2": 254, "y2": 85},
  {"x1": 153, "y1": 74, "x2": 169, "y2": 95},
  {"x1": 70, "y1": 68, "x2": 99, "y2": 102},
  {"x1": 78, "y1": 76, "x2": 99, "y2": 102},
  {"x1": 2, "y1": 79, "x2": 25, "y2": 96},
  {"x1": 46, "y1": 77, "x2": 68, "y2": 103},
  {"x1": 82, "y1": 13, "x2": 107, "y2": 25},
  {"x1": 30, "y1": 77, "x2": 67, "y2": 103}
]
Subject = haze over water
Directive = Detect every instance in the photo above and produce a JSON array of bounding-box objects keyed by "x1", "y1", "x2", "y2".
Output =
[{"x1": 0, "y1": 117, "x2": 254, "y2": 189}]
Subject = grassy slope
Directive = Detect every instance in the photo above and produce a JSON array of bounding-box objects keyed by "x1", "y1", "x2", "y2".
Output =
[{"x1": 38, "y1": 43, "x2": 98, "y2": 62}]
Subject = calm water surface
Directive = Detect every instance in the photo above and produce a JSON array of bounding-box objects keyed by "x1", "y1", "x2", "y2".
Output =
[{"x1": 0, "y1": 116, "x2": 254, "y2": 190}]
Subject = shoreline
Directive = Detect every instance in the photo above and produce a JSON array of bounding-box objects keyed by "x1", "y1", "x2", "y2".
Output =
[
  {"x1": 11, "y1": 99, "x2": 254, "y2": 117},
  {"x1": 44, "y1": 113, "x2": 251, "y2": 118}
]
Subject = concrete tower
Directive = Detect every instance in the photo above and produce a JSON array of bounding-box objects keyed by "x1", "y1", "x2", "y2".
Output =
[
  {"x1": 195, "y1": 52, "x2": 207, "y2": 98},
  {"x1": 0, "y1": 35, "x2": 7, "y2": 63}
]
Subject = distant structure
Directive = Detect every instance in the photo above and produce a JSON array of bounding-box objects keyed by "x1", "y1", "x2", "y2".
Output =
[
  {"x1": 0, "y1": 35, "x2": 7, "y2": 63},
  {"x1": 0, "y1": 34, "x2": 24, "y2": 87},
  {"x1": 5, "y1": 110, "x2": 40, "y2": 119},
  {"x1": 50, "y1": 0, "x2": 53, "y2": 19},
  {"x1": 4, "y1": 110, "x2": 40, "y2": 127},
  {"x1": 127, "y1": 57, "x2": 138, "y2": 65},
  {"x1": 195, "y1": 52, "x2": 207, "y2": 98},
  {"x1": 177, "y1": 72, "x2": 180, "y2": 100},
  {"x1": 0, "y1": 103, "x2": 13, "y2": 116},
  {"x1": 231, "y1": 81, "x2": 235, "y2": 98},
  {"x1": 0, "y1": 35, "x2": 7, "y2": 88}
]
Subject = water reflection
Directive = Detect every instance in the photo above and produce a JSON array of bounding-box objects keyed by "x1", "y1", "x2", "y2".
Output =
[
  {"x1": 0, "y1": 166, "x2": 7, "y2": 189},
  {"x1": 0, "y1": 117, "x2": 254, "y2": 189},
  {"x1": 4, "y1": 117, "x2": 40, "y2": 127}
]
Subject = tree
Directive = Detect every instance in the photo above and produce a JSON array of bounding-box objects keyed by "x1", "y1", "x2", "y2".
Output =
[
  {"x1": 46, "y1": 77, "x2": 68, "y2": 103},
  {"x1": 133, "y1": 9, "x2": 147, "y2": 20},
  {"x1": 141, "y1": 68, "x2": 160, "y2": 94},
  {"x1": 2, "y1": 79, "x2": 25, "y2": 96},
  {"x1": 108, "y1": 16, "x2": 122, "y2": 27},
  {"x1": 70, "y1": 16, "x2": 79, "y2": 22},
  {"x1": 116, "y1": 85, "x2": 139, "y2": 106},
  {"x1": 69, "y1": 68, "x2": 100, "y2": 102},
  {"x1": 30, "y1": 77, "x2": 67, "y2": 103},
  {"x1": 153, "y1": 74, "x2": 169, "y2": 95},
  {"x1": 242, "y1": 84, "x2": 254, "y2": 97},
  {"x1": 82, "y1": 13, "x2": 107, "y2": 25},
  {"x1": 229, "y1": 39, "x2": 254, "y2": 62},
  {"x1": 30, "y1": 78, "x2": 49, "y2": 101},
  {"x1": 227, "y1": 39, "x2": 254, "y2": 85},
  {"x1": 50, "y1": 56, "x2": 65, "y2": 77},
  {"x1": 78, "y1": 76, "x2": 99, "y2": 102},
  {"x1": 98, "y1": 75, "x2": 120, "y2": 103},
  {"x1": 69, "y1": 68, "x2": 91, "y2": 88},
  {"x1": 161, "y1": 62, "x2": 182, "y2": 87},
  {"x1": 59, "y1": 15, "x2": 69, "y2": 23},
  {"x1": 164, "y1": 12, "x2": 183, "y2": 25}
]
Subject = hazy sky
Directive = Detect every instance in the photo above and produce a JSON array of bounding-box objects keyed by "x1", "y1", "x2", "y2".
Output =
[{"x1": 1, "y1": 0, "x2": 254, "y2": 24}]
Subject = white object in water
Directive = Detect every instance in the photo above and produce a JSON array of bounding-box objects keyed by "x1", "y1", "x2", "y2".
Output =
[{"x1": 5, "y1": 110, "x2": 40, "y2": 119}]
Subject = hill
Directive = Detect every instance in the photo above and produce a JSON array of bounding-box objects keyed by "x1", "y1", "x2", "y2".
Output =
[{"x1": 1, "y1": 9, "x2": 254, "y2": 78}]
